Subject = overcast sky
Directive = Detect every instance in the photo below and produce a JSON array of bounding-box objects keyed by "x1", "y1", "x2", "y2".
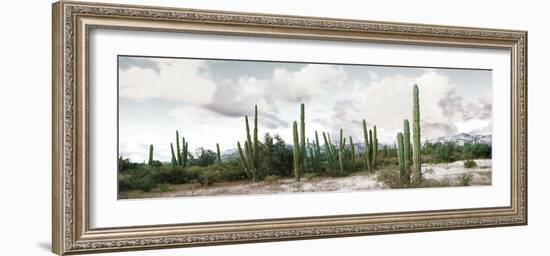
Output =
[{"x1": 119, "y1": 56, "x2": 492, "y2": 163}]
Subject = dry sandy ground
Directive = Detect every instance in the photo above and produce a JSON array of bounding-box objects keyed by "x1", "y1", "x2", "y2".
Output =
[
  {"x1": 124, "y1": 159, "x2": 491, "y2": 199},
  {"x1": 421, "y1": 159, "x2": 492, "y2": 186}
]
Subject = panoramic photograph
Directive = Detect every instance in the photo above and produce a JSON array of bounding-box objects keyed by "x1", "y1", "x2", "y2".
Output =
[{"x1": 117, "y1": 56, "x2": 493, "y2": 199}]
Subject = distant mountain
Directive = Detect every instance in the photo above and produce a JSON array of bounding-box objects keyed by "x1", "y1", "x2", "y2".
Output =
[{"x1": 425, "y1": 133, "x2": 492, "y2": 146}]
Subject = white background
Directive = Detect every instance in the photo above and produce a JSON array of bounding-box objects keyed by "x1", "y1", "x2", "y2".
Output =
[{"x1": 0, "y1": 0, "x2": 547, "y2": 255}]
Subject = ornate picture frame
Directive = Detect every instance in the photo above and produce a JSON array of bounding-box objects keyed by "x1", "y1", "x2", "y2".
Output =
[{"x1": 52, "y1": 1, "x2": 527, "y2": 255}]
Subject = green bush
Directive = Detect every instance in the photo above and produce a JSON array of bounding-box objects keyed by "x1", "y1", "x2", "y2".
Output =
[
  {"x1": 464, "y1": 160, "x2": 477, "y2": 168},
  {"x1": 304, "y1": 173, "x2": 317, "y2": 181},
  {"x1": 118, "y1": 168, "x2": 156, "y2": 192},
  {"x1": 218, "y1": 168, "x2": 247, "y2": 182},
  {"x1": 196, "y1": 170, "x2": 219, "y2": 187},
  {"x1": 263, "y1": 175, "x2": 280, "y2": 183},
  {"x1": 150, "y1": 166, "x2": 191, "y2": 184},
  {"x1": 158, "y1": 183, "x2": 171, "y2": 192},
  {"x1": 459, "y1": 174, "x2": 473, "y2": 186}
]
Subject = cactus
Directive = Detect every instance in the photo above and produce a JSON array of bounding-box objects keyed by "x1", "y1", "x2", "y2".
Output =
[
  {"x1": 243, "y1": 105, "x2": 259, "y2": 182},
  {"x1": 216, "y1": 143, "x2": 221, "y2": 162},
  {"x1": 300, "y1": 103, "x2": 307, "y2": 172},
  {"x1": 237, "y1": 141, "x2": 251, "y2": 178},
  {"x1": 373, "y1": 125, "x2": 378, "y2": 167},
  {"x1": 362, "y1": 119, "x2": 372, "y2": 172},
  {"x1": 412, "y1": 84, "x2": 422, "y2": 182},
  {"x1": 327, "y1": 133, "x2": 337, "y2": 157},
  {"x1": 181, "y1": 136, "x2": 188, "y2": 168},
  {"x1": 349, "y1": 136, "x2": 355, "y2": 172},
  {"x1": 176, "y1": 131, "x2": 182, "y2": 166},
  {"x1": 253, "y1": 105, "x2": 259, "y2": 175},
  {"x1": 338, "y1": 150, "x2": 345, "y2": 174},
  {"x1": 170, "y1": 143, "x2": 177, "y2": 168},
  {"x1": 172, "y1": 131, "x2": 188, "y2": 168},
  {"x1": 396, "y1": 132, "x2": 406, "y2": 184},
  {"x1": 323, "y1": 132, "x2": 333, "y2": 172},
  {"x1": 148, "y1": 144, "x2": 154, "y2": 166},
  {"x1": 307, "y1": 138, "x2": 315, "y2": 172},
  {"x1": 338, "y1": 129, "x2": 345, "y2": 174},
  {"x1": 293, "y1": 121, "x2": 301, "y2": 181},
  {"x1": 314, "y1": 131, "x2": 322, "y2": 172},
  {"x1": 403, "y1": 119, "x2": 411, "y2": 184}
]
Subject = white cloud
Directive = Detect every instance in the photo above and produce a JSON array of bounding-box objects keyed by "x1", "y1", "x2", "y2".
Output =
[
  {"x1": 119, "y1": 59, "x2": 216, "y2": 105},
  {"x1": 272, "y1": 64, "x2": 347, "y2": 102},
  {"x1": 331, "y1": 71, "x2": 492, "y2": 143}
]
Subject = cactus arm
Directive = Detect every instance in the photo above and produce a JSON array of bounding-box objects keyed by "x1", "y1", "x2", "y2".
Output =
[
  {"x1": 323, "y1": 132, "x2": 333, "y2": 172},
  {"x1": 182, "y1": 140, "x2": 188, "y2": 168},
  {"x1": 237, "y1": 141, "x2": 251, "y2": 177},
  {"x1": 170, "y1": 143, "x2": 177, "y2": 168},
  {"x1": 362, "y1": 119, "x2": 372, "y2": 172}
]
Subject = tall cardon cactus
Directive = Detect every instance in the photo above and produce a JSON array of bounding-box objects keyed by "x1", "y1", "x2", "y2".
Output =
[
  {"x1": 300, "y1": 103, "x2": 307, "y2": 172},
  {"x1": 172, "y1": 130, "x2": 188, "y2": 168},
  {"x1": 412, "y1": 84, "x2": 422, "y2": 182},
  {"x1": 240, "y1": 105, "x2": 259, "y2": 182},
  {"x1": 403, "y1": 119, "x2": 411, "y2": 184},
  {"x1": 314, "y1": 131, "x2": 322, "y2": 172},
  {"x1": 293, "y1": 121, "x2": 301, "y2": 181},
  {"x1": 323, "y1": 132, "x2": 334, "y2": 172},
  {"x1": 349, "y1": 136, "x2": 355, "y2": 172},
  {"x1": 362, "y1": 119, "x2": 372, "y2": 172},
  {"x1": 148, "y1": 144, "x2": 154, "y2": 166},
  {"x1": 373, "y1": 125, "x2": 378, "y2": 167},
  {"x1": 170, "y1": 143, "x2": 177, "y2": 168},
  {"x1": 216, "y1": 143, "x2": 221, "y2": 162},
  {"x1": 338, "y1": 129, "x2": 346, "y2": 174},
  {"x1": 396, "y1": 132, "x2": 406, "y2": 184}
]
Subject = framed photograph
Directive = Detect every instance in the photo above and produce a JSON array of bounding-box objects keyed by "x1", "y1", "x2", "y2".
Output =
[{"x1": 52, "y1": 1, "x2": 527, "y2": 255}]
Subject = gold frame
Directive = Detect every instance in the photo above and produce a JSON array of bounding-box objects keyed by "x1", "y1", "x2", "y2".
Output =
[{"x1": 52, "y1": 1, "x2": 527, "y2": 255}]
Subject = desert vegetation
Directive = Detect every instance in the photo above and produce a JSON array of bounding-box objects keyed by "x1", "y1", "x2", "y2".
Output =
[{"x1": 118, "y1": 84, "x2": 492, "y2": 199}]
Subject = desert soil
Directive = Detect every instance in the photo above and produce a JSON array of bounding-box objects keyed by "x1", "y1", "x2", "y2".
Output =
[{"x1": 122, "y1": 159, "x2": 491, "y2": 199}]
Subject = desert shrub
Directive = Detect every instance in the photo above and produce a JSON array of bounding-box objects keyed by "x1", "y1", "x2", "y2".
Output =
[
  {"x1": 458, "y1": 174, "x2": 473, "y2": 186},
  {"x1": 218, "y1": 168, "x2": 247, "y2": 182},
  {"x1": 185, "y1": 166, "x2": 206, "y2": 180},
  {"x1": 304, "y1": 173, "x2": 317, "y2": 181},
  {"x1": 118, "y1": 168, "x2": 156, "y2": 192},
  {"x1": 263, "y1": 175, "x2": 280, "y2": 183},
  {"x1": 463, "y1": 143, "x2": 492, "y2": 159},
  {"x1": 203, "y1": 161, "x2": 245, "y2": 182},
  {"x1": 150, "y1": 160, "x2": 163, "y2": 168},
  {"x1": 192, "y1": 147, "x2": 217, "y2": 167},
  {"x1": 150, "y1": 166, "x2": 191, "y2": 184},
  {"x1": 464, "y1": 160, "x2": 477, "y2": 168},
  {"x1": 418, "y1": 178, "x2": 451, "y2": 188},
  {"x1": 158, "y1": 183, "x2": 171, "y2": 192},
  {"x1": 376, "y1": 169, "x2": 407, "y2": 189},
  {"x1": 326, "y1": 168, "x2": 349, "y2": 178},
  {"x1": 196, "y1": 170, "x2": 219, "y2": 187},
  {"x1": 118, "y1": 157, "x2": 142, "y2": 172}
]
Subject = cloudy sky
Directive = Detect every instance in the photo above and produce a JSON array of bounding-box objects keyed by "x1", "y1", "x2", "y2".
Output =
[{"x1": 119, "y1": 56, "x2": 492, "y2": 163}]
